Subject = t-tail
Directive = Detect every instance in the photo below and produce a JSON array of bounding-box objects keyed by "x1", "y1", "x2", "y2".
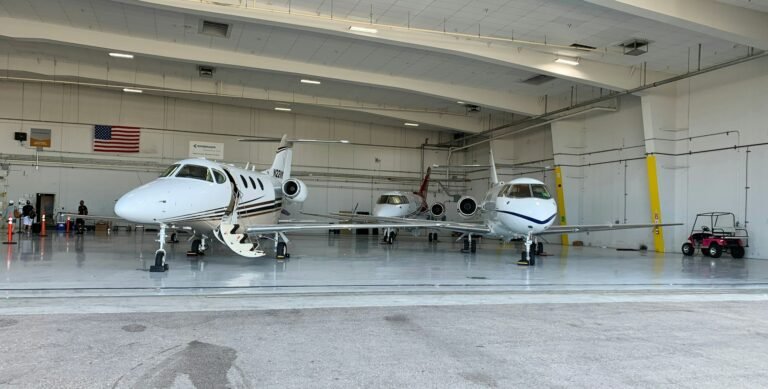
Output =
[
  {"x1": 268, "y1": 135, "x2": 292, "y2": 181},
  {"x1": 417, "y1": 167, "x2": 431, "y2": 198}
]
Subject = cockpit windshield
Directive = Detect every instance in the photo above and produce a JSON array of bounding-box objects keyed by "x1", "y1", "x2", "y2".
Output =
[
  {"x1": 175, "y1": 164, "x2": 213, "y2": 182},
  {"x1": 376, "y1": 195, "x2": 409, "y2": 205},
  {"x1": 160, "y1": 164, "x2": 180, "y2": 178},
  {"x1": 499, "y1": 183, "x2": 552, "y2": 199},
  {"x1": 531, "y1": 184, "x2": 552, "y2": 199},
  {"x1": 505, "y1": 184, "x2": 532, "y2": 198}
]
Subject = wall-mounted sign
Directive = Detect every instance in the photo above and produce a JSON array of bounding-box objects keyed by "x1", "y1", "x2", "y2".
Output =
[
  {"x1": 30, "y1": 128, "x2": 52, "y2": 148},
  {"x1": 189, "y1": 141, "x2": 224, "y2": 159}
]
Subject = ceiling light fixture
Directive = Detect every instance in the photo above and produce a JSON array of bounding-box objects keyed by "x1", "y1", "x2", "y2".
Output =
[
  {"x1": 349, "y1": 26, "x2": 378, "y2": 34},
  {"x1": 555, "y1": 57, "x2": 580, "y2": 66},
  {"x1": 340, "y1": 140, "x2": 350, "y2": 144},
  {"x1": 404, "y1": 122, "x2": 419, "y2": 127},
  {"x1": 300, "y1": 79, "x2": 321, "y2": 85},
  {"x1": 122, "y1": 88, "x2": 143, "y2": 93},
  {"x1": 274, "y1": 107, "x2": 292, "y2": 112},
  {"x1": 109, "y1": 52, "x2": 134, "y2": 59},
  {"x1": 457, "y1": 101, "x2": 466, "y2": 104}
]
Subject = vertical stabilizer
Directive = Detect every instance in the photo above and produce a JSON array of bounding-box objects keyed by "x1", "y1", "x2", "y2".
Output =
[
  {"x1": 268, "y1": 134, "x2": 292, "y2": 181},
  {"x1": 417, "y1": 167, "x2": 431, "y2": 198},
  {"x1": 489, "y1": 148, "x2": 499, "y2": 185}
]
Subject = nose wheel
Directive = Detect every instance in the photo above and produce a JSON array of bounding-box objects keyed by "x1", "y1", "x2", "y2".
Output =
[
  {"x1": 517, "y1": 232, "x2": 537, "y2": 266},
  {"x1": 149, "y1": 224, "x2": 170, "y2": 272}
]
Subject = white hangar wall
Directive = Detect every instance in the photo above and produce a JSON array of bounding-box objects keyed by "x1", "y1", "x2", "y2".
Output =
[
  {"x1": 0, "y1": 80, "x2": 454, "y2": 218},
  {"x1": 550, "y1": 55, "x2": 768, "y2": 258}
]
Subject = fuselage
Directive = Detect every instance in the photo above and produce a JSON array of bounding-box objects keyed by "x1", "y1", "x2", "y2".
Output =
[
  {"x1": 373, "y1": 191, "x2": 427, "y2": 218},
  {"x1": 114, "y1": 158, "x2": 283, "y2": 233},
  {"x1": 480, "y1": 178, "x2": 558, "y2": 239}
]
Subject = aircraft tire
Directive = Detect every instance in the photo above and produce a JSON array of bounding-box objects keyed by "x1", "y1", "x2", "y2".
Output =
[{"x1": 191, "y1": 239, "x2": 201, "y2": 254}]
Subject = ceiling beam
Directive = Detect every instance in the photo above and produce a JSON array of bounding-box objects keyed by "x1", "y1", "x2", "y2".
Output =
[
  {"x1": 119, "y1": 0, "x2": 668, "y2": 90},
  {"x1": 585, "y1": 0, "x2": 768, "y2": 50},
  {"x1": 0, "y1": 16, "x2": 543, "y2": 116}
]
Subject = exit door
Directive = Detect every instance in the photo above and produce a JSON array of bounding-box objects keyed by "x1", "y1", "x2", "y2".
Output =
[{"x1": 36, "y1": 193, "x2": 55, "y2": 226}]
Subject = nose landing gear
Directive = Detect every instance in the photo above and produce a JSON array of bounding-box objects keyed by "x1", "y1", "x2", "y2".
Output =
[
  {"x1": 150, "y1": 223, "x2": 170, "y2": 272},
  {"x1": 517, "y1": 232, "x2": 539, "y2": 266}
]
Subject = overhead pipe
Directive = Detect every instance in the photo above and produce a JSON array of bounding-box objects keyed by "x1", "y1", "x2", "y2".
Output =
[{"x1": 442, "y1": 50, "x2": 768, "y2": 149}]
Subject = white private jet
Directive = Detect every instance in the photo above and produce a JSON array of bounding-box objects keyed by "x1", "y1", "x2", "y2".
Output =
[
  {"x1": 264, "y1": 150, "x2": 680, "y2": 266},
  {"x1": 109, "y1": 135, "x2": 445, "y2": 272},
  {"x1": 349, "y1": 167, "x2": 446, "y2": 244}
]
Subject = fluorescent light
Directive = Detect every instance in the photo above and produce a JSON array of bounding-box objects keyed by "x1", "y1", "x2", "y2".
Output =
[
  {"x1": 274, "y1": 107, "x2": 292, "y2": 112},
  {"x1": 300, "y1": 79, "x2": 321, "y2": 85},
  {"x1": 109, "y1": 52, "x2": 134, "y2": 59},
  {"x1": 340, "y1": 140, "x2": 350, "y2": 144},
  {"x1": 404, "y1": 122, "x2": 419, "y2": 127},
  {"x1": 122, "y1": 88, "x2": 142, "y2": 93},
  {"x1": 555, "y1": 57, "x2": 580, "y2": 66},
  {"x1": 457, "y1": 101, "x2": 465, "y2": 104},
  {"x1": 349, "y1": 26, "x2": 378, "y2": 34}
]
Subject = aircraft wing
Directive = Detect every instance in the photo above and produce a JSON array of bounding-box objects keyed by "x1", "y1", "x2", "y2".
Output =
[
  {"x1": 536, "y1": 222, "x2": 682, "y2": 235},
  {"x1": 61, "y1": 213, "x2": 124, "y2": 221},
  {"x1": 301, "y1": 211, "x2": 421, "y2": 225},
  {"x1": 246, "y1": 220, "x2": 491, "y2": 235}
]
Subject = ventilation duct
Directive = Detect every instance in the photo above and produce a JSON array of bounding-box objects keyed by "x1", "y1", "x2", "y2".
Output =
[
  {"x1": 619, "y1": 39, "x2": 649, "y2": 56},
  {"x1": 523, "y1": 74, "x2": 556, "y2": 85},
  {"x1": 199, "y1": 20, "x2": 231, "y2": 38}
]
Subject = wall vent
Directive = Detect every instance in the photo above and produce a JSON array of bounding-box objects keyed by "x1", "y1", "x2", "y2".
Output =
[
  {"x1": 199, "y1": 20, "x2": 231, "y2": 38},
  {"x1": 523, "y1": 74, "x2": 556, "y2": 85},
  {"x1": 618, "y1": 39, "x2": 649, "y2": 56},
  {"x1": 198, "y1": 65, "x2": 215, "y2": 78}
]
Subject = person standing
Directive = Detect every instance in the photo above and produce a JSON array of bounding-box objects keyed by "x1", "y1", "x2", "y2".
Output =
[
  {"x1": 22, "y1": 200, "x2": 34, "y2": 233},
  {"x1": 2, "y1": 201, "x2": 16, "y2": 231},
  {"x1": 76, "y1": 200, "x2": 88, "y2": 234}
]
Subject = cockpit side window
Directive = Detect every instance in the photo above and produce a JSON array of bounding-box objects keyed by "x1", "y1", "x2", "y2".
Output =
[
  {"x1": 506, "y1": 184, "x2": 532, "y2": 198},
  {"x1": 377, "y1": 195, "x2": 408, "y2": 205},
  {"x1": 212, "y1": 170, "x2": 226, "y2": 184},
  {"x1": 160, "y1": 164, "x2": 180, "y2": 178},
  {"x1": 531, "y1": 184, "x2": 552, "y2": 199},
  {"x1": 376, "y1": 195, "x2": 389, "y2": 205},
  {"x1": 175, "y1": 164, "x2": 213, "y2": 182},
  {"x1": 497, "y1": 184, "x2": 511, "y2": 198}
]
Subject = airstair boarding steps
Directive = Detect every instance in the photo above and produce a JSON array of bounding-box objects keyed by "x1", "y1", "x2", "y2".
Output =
[{"x1": 218, "y1": 223, "x2": 266, "y2": 258}]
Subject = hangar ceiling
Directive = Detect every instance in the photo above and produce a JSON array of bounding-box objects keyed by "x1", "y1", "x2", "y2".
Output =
[{"x1": 0, "y1": 0, "x2": 765, "y2": 134}]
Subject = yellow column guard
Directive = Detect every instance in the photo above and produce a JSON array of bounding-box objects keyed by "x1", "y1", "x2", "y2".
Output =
[
  {"x1": 554, "y1": 166, "x2": 569, "y2": 246},
  {"x1": 646, "y1": 155, "x2": 665, "y2": 253}
]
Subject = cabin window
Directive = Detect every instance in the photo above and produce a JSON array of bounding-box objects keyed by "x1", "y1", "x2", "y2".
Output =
[
  {"x1": 531, "y1": 184, "x2": 552, "y2": 200},
  {"x1": 505, "y1": 184, "x2": 532, "y2": 198},
  {"x1": 175, "y1": 164, "x2": 213, "y2": 182},
  {"x1": 212, "y1": 170, "x2": 226, "y2": 184},
  {"x1": 256, "y1": 178, "x2": 264, "y2": 190},
  {"x1": 240, "y1": 175, "x2": 248, "y2": 188},
  {"x1": 160, "y1": 164, "x2": 180, "y2": 178},
  {"x1": 249, "y1": 177, "x2": 257, "y2": 190}
]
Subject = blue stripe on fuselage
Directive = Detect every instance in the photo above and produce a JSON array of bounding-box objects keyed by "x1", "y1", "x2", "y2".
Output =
[{"x1": 497, "y1": 210, "x2": 557, "y2": 225}]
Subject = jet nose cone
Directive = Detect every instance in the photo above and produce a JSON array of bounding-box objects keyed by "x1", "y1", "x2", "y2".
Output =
[{"x1": 114, "y1": 187, "x2": 158, "y2": 223}]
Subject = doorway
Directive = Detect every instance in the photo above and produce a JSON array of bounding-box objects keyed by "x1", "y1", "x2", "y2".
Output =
[{"x1": 36, "y1": 193, "x2": 55, "y2": 226}]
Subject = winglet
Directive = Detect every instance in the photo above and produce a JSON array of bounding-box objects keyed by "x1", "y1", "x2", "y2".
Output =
[
  {"x1": 489, "y1": 148, "x2": 499, "y2": 185},
  {"x1": 417, "y1": 167, "x2": 431, "y2": 198}
]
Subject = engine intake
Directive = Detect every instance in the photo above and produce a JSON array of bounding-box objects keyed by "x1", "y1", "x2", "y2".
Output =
[
  {"x1": 282, "y1": 178, "x2": 308, "y2": 202},
  {"x1": 457, "y1": 196, "x2": 478, "y2": 217},
  {"x1": 430, "y1": 202, "x2": 445, "y2": 217}
]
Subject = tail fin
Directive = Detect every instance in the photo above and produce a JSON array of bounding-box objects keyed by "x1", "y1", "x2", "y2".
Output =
[
  {"x1": 489, "y1": 148, "x2": 499, "y2": 185},
  {"x1": 417, "y1": 167, "x2": 431, "y2": 198},
  {"x1": 268, "y1": 135, "x2": 292, "y2": 181}
]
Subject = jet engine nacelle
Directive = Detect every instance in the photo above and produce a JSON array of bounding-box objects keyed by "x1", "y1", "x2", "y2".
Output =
[
  {"x1": 430, "y1": 202, "x2": 446, "y2": 217},
  {"x1": 456, "y1": 196, "x2": 478, "y2": 218},
  {"x1": 282, "y1": 178, "x2": 308, "y2": 202}
]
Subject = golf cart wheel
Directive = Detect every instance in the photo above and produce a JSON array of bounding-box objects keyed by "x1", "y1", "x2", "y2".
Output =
[
  {"x1": 708, "y1": 242, "x2": 723, "y2": 258},
  {"x1": 681, "y1": 242, "x2": 694, "y2": 256},
  {"x1": 731, "y1": 246, "x2": 745, "y2": 259}
]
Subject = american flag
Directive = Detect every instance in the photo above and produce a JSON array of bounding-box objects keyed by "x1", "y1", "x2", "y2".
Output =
[{"x1": 93, "y1": 125, "x2": 141, "y2": 153}]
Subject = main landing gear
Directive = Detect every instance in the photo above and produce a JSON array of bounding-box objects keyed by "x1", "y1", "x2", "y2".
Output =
[
  {"x1": 517, "y1": 232, "x2": 543, "y2": 266},
  {"x1": 461, "y1": 234, "x2": 478, "y2": 253},
  {"x1": 150, "y1": 224, "x2": 170, "y2": 272},
  {"x1": 187, "y1": 237, "x2": 208, "y2": 256},
  {"x1": 428, "y1": 232, "x2": 439, "y2": 242},
  {"x1": 275, "y1": 233, "x2": 291, "y2": 260}
]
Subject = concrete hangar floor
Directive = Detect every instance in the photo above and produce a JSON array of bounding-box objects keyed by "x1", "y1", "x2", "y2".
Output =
[{"x1": 2, "y1": 230, "x2": 768, "y2": 388}]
